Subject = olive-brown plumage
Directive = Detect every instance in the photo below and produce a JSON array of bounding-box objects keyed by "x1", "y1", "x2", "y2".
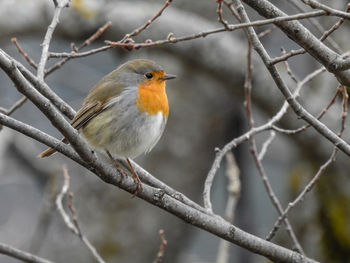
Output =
[{"x1": 39, "y1": 59, "x2": 175, "y2": 161}]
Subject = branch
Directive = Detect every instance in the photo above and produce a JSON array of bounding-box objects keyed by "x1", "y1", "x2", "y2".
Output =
[
  {"x1": 288, "y1": 0, "x2": 342, "y2": 53},
  {"x1": 258, "y1": 131, "x2": 275, "y2": 162},
  {"x1": 268, "y1": 84, "x2": 348, "y2": 240},
  {"x1": 47, "y1": 9, "x2": 328, "y2": 58},
  {"x1": 236, "y1": 21, "x2": 303, "y2": 253},
  {"x1": 0, "y1": 242, "x2": 54, "y2": 263},
  {"x1": 153, "y1": 230, "x2": 167, "y2": 263},
  {"x1": 241, "y1": 0, "x2": 350, "y2": 85},
  {"x1": 56, "y1": 168, "x2": 106, "y2": 263},
  {"x1": 11, "y1": 38, "x2": 38, "y2": 69},
  {"x1": 0, "y1": 112, "x2": 85, "y2": 166},
  {"x1": 266, "y1": 149, "x2": 337, "y2": 241},
  {"x1": 236, "y1": 0, "x2": 350, "y2": 157},
  {"x1": 301, "y1": 0, "x2": 350, "y2": 19},
  {"x1": 203, "y1": 55, "x2": 325, "y2": 214},
  {"x1": 46, "y1": 21, "x2": 112, "y2": 76},
  {"x1": 216, "y1": 152, "x2": 241, "y2": 263},
  {"x1": 37, "y1": 0, "x2": 70, "y2": 80},
  {"x1": 270, "y1": 3, "x2": 348, "y2": 65},
  {"x1": 120, "y1": 0, "x2": 173, "y2": 42},
  {"x1": 0, "y1": 96, "x2": 27, "y2": 116}
]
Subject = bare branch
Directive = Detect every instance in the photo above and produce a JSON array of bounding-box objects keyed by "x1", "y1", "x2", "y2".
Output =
[
  {"x1": 56, "y1": 167, "x2": 106, "y2": 263},
  {"x1": 0, "y1": 112, "x2": 85, "y2": 166},
  {"x1": 37, "y1": 0, "x2": 70, "y2": 80},
  {"x1": 216, "y1": 152, "x2": 241, "y2": 263},
  {"x1": 11, "y1": 38, "x2": 38, "y2": 69},
  {"x1": 281, "y1": 48, "x2": 299, "y2": 83},
  {"x1": 239, "y1": 0, "x2": 350, "y2": 156},
  {"x1": 203, "y1": 66, "x2": 324, "y2": 213},
  {"x1": 217, "y1": 0, "x2": 230, "y2": 29},
  {"x1": 270, "y1": 4, "x2": 349, "y2": 65},
  {"x1": 234, "y1": 13, "x2": 304, "y2": 252},
  {"x1": 235, "y1": 0, "x2": 348, "y2": 249},
  {"x1": 2, "y1": 96, "x2": 28, "y2": 116},
  {"x1": 272, "y1": 69, "x2": 338, "y2": 135},
  {"x1": 268, "y1": 84, "x2": 348, "y2": 239},
  {"x1": 0, "y1": 242, "x2": 54, "y2": 263},
  {"x1": 300, "y1": 0, "x2": 350, "y2": 19},
  {"x1": 242, "y1": 0, "x2": 350, "y2": 85},
  {"x1": 153, "y1": 229, "x2": 167, "y2": 263},
  {"x1": 121, "y1": 0, "x2": 173, "y2": 43},
  {"x1": 81, "y1": 21, "x2": 112, "y2": 48},
  {"x1": 288, "y1": 0, "x2": 342, "y2": 53},
  {"x1": 13, "y1": 56, "x2": 76, "y2": 119},
  {"x1": 266, "y1": 149, "x2": 337, "y2": 241},
  {"x1": 46, "y1": 21, "x2": 113, "y2": 75},
  {"x1": 46, "y1": 10, "x2": 328, "y2": 58},
  {"x1": 257, "y1": 26, "x2": 276, "y2": 38},
  {"x1": 258, "y1": 131, "x2": 276, "y2": 162}
]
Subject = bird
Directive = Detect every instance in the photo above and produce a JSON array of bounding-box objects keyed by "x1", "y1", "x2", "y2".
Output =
[{"x1": 39, "y1": 59, "x2": 176, "y2": 193}]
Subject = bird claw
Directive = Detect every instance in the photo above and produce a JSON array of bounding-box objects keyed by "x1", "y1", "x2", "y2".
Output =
[
  {"x1": 131, "y1": 171, "x2": 143, "y2": 197},
  {"x1": 115, "y1": 167, "x2": 127, "y2": 183}
]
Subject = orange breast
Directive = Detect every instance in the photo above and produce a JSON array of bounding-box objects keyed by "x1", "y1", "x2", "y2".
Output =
[{"x1": 135, "y1": 80, "x2": 169, "y2": 118}]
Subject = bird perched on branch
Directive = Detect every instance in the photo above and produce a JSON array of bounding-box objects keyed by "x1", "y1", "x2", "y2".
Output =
[{"x1": 39, "y1": 59, "x2": 176, "y2": 194}]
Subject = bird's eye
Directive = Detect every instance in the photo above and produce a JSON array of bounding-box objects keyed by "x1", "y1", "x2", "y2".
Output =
[{"x1": 145, "y1": 72, "x2": 153, "y2": 79}]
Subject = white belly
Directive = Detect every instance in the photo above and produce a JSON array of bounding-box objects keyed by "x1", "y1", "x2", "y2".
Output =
[{"x1": 105, "y1": 111, "x2": 166, "y2": 158}]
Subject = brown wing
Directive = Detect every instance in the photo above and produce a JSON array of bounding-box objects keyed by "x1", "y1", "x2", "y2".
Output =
[
  {"x1": 70, "y1": 101, "x2": 104, "y2": 130},
  {"x1": 38, "y1": 102, "x2": 105, "y2": 158},
  {"x1": 38, "y1": 77, "x2": 126, "y2": 158}
]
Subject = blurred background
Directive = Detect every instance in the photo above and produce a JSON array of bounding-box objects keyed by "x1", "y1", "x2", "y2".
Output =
[{"x1": 0, "y1": 0, "x2": 350, "y2": 262}]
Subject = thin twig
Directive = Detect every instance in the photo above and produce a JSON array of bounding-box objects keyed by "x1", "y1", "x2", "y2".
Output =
[
  {"x1": 47, "y1": 10, "x2": 328, "y2": 59},
  {"x1": 300, "y1": 0, "x2": 350, "y2": 19},
  {"x1": 5, "y1": 96, "x2": 28, "y2": 116},
  {"x1": 0, "y1": 243, "x2": 54, "y2": 263},
  {"x1": 267, "y1": 85, "x2": 347, "y2": 239},
  {"x1": 0, "y1": 112, "x2": 85, "y2": 166},
  {"x1": 319, "y1": 4, "x2": 349, "y2": 43},
  {"x1": 281, "y1": 48, "x2": 299, "y2": 83},
  {"x1": 81, "y1": 21, "x2": 112, "y2": 48},
  {"x1": 121, "y1": 0, "x2": 173, "y2": 43},
  {"x1": 217, "y1": 0, "x2": 230, "y2": 29},
  {"x1": 67, "y1": 193, "x2": 82, "y2": 235},
  {"x1": 237, "y1": 0, "x2": 348, "y2": 247},
  {"x1": 257, "y1": 26, "x2": 276, "y2": 38},
  {"x1": 266, "y1": 149, "x2": 337, "y2": 240},
  {"x1": 37, "y1": 0, "x2": 70, "y2": 80},
  {"x1": 154, "y1": 230, "x2": 167, "y2": 263},
  {"x1": 339, "y1": 85, "x2": 348, "y2": 135},
  {"x1": 47, "y1": 0, "x2": 173, "y2": 70},
  {"x1": 11, "y1": 38, "x2": 38, "y2": 69},
  {"x1": 288, "y1": 0, "x2": 342, "y2": 53},
  {"x1": 203, "y1": 66, "x2": 325, "y2": 213},
  {"x1": 242, "y1": 16, "x2": 303, "y2": 253},
  {"x1": 57, "y1": 167, "x2": 106, "y2": 263},
  {"x1": 216, "y1": 152, "x2": 241, "y2": 263},
  {"x1": 258, "y1": 131, "x2": 276, "y2": 162},
  {"x1": 273, "y1": 79, "x2": 340, "y2": 135},
  {"x1": 270, "y1": 4, "x2": 349, "y2": 65},
  {"x1": 46, "y1": 21, "x2": 112, "y2": 75}
]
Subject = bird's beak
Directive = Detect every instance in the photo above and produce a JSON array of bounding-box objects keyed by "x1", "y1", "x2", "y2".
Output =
[{"x1": 160, "y1": 74, "x2": 176, "y2": 81}]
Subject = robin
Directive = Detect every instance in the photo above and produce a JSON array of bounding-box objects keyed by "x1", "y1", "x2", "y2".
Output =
[{"x1": 39, "y1": 59, "x2": 176, "y2": 193}]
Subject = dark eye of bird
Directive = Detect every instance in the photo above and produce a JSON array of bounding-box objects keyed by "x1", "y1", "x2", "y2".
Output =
[{"x1": 145, "y1": 72, "x2": 153, "y2": 79}]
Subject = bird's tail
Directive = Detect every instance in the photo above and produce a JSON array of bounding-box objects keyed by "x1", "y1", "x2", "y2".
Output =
[{"x1": 38, "y1": 138, "x2": 69, "y2": 158}]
